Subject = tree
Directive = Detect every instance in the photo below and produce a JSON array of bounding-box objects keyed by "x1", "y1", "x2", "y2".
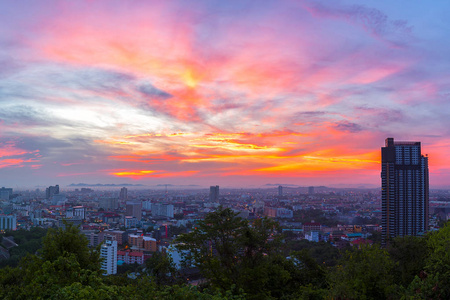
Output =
[
  {"x1": 176, "y1": 207, "x2": 250, "y2": 292},
  {"x1": 0, "y1": 225, "x2": 109, "y2": 299},
  {"x1": 40, "y1": 222, "x2": 101, "y2": 272},
  {"x1": 145, "y1": 251, "x2": 177, "y2": 286},
  {"x1": 329, "y1": 245, "x2": 398, "y2": 299},
  {"x1": 406, "y1": 221, "x2": 450, "y2": 299},
  {"x1": 387, "y1": 235, "x2": 429, "y2": 287},
  {"x1": 175, "y1": 207, "x2": 327, "y2": 299}
]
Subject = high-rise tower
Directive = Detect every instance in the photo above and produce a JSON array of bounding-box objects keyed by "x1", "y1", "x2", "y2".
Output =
[
  {"x1": 381, "y1": 138, "x2": 429, "y2": 245},
  {"x1": 100, "y1": 236, "x2": 117, "y2": 275},
  {"x1": 119, "y1": 187, "x2": 128, "y2": 201},
  {"x1": 209, "y1": 186, "x2": 219, "y2": 202}
]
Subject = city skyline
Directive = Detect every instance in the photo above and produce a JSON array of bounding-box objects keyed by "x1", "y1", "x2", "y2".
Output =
[{"x1": 1, "y1": 1, "x2": 450, "y2": 188}]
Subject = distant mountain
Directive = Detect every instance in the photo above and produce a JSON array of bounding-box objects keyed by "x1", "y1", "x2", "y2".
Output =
[{"x1": 68, "y1": 183, "x2": 145, "y2": 187}]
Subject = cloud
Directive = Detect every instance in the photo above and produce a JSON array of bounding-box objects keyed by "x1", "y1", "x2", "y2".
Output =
[
  {"x1": 0, "y1": 1, "x2": 449, "y2": 187},
  {"x1": 302, "y1": 1, "x2": 413, "y2": 47},
  {"x1": 0, "y1": 139, "x2": 40, "y2": 169},
  {"x1": 333, "y1": 120, "x2": 362, "y2": 133},
  {"x1": 138, "y1": 82, "x2": 172, "y2": 100}
]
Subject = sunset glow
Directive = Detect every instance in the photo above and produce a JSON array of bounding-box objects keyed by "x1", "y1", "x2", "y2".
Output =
[{"x1": 1, "y1": 1, "x2": 450, "y2": 188}]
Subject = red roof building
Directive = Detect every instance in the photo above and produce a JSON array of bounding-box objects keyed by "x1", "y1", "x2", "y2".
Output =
[{"x1": 117, "y1": 250, "x2": 145, "y2": 264}]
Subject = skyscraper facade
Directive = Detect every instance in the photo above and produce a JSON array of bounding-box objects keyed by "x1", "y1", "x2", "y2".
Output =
[
  {"x1": 100, "y1": 236, "x2": 117, "y2": 275},
  {"x1": 0, "y1": 187, "x2": 13, "y2": 200},
  {"x1": 119, "y1": 187, "x2": 128, "y2": 201},
  {"x1": 381, "y1": 138, "x2": 429, "y2": 245},
  {"x1": 0, "y1": 215, "x2": 17, "y2": 231},
  {"x1": 126, "y1": 201, "x2": 142, "y2": 221},
  {"x1": 209, "y1": 185, "x2": 219, "y2": 202},
  {"x1": 45, "y1": 185, "x2": 59, "y2": 199}
]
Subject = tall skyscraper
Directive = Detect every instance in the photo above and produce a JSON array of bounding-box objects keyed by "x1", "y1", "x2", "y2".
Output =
[
  {"x1": 119, "y1": 187, "x2": 128, "y2": 201},
  {"x1": 278, "y1": 185, "x2": 283, "y2": 197},
  {"x1": 381, "y1": 138, "x2": 429, "y2": 245},
  {"x1": 209, "y1": 185, "x2": 219, "y2": 202}
]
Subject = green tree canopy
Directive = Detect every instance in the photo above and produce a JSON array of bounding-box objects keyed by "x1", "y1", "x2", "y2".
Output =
[
  {"x1": 406, "y1": 221, "x2": 450, "y2": 299},
  {"x1": 41, "y1": 223, "x2": 101, "y2": 272},
  {"x1": 175, "y1": 207, "x2": 327, "y2": 298},
  {"x1": 329, "y1": 245, "x2": 398, "y2": 300}
]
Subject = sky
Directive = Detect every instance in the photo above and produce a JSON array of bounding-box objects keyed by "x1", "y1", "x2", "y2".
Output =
[{"x1": 1, "y1": 0, "x2": 450, "y2": 189}]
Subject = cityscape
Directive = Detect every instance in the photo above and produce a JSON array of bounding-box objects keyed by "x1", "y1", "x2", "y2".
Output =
[{"x1": 1, "y1": 0, "x2": 450, "y2": 299}]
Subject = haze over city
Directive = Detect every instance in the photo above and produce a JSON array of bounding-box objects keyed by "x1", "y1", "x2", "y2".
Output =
[{"x1": 1, "y1": 0, "x2": 450, "y2": 189}]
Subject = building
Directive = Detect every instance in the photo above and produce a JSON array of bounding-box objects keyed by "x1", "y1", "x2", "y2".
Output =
[
  {"x1": 119, "y1": 187, "x2": 128, "y2": 201},
  {"x1": 303, "y1": 222, "x2": 322, "y2": 232},
  {"x1": 278, "y1": 186, "x2": 283, "y2": 197},
  {"x1": 305, "y1": 231, "x2": 320, "y2": 242},
  {"x1": 124, "y1": 216, "x2": 138, "y2": 228},
  {"x1": 45, "y1": 185, "x2": 59, "y2": 199},
  {"x1": 117, "y1": 250, "x2": 145, "y2": 264},
  {"x1": 308, "y1": 186, "x2": 315, "y2": 195},
  {"x1": 209, "y1": 185, "x2": 219, "y2": 202},
  {"x1": 128, "y1": 234, "x2": 157, "y2": 252},
  {"x1": 73, "y1": 206, "x2": 86, "y2": 219},
  {"x1": 100, "y1": 236, "x2": 117, "y2": 275},
  {"x1": 99, "y1": 197, "x2": 118, "y2": 211},
  {"x1": 142, "y1": 200, "x2": 152, "y2": 210},
  {"x1": 381, "y1": 138, "x2": 429, "y2": 245},
  {"x1": 264, "y1": 207, "x2": 293, "y2": 218},
  {"x1": 151, "y1": 203, "x2": 174, "y2": 218},
  {"x1": 126, "y1": 201, "x2": 142, "y2": 221},
  {"x1": 0, "y1": 187, "x2": 13, "y2": 200},
  {"x1": 102, "y1": 230, "x2": 127, "y2": 245},
  {"x1": 0, "y1": 215, "x2": 17, "y2": 230}
]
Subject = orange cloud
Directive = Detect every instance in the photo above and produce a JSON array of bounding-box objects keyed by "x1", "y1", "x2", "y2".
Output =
[
  {"x1": 110, "y1": 169, "x2": 198, "y2": 179},
  {"x1": 0, "y1": 142, "x2": 40, "y2": 169},
  {"x1": 0, "y1": 159, "x2": 25, "y2": 169}
]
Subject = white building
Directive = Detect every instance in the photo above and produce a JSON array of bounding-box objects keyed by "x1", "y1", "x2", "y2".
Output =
[
  {"x1": 100, "y1": 237, "x2": 118, "y2": 275},
  {"x1": 73, "y1": 206, "x2": 86, "y2": 219},
  {"x1": 305, "y1": 231, "x2": 320, "y2": 242}
]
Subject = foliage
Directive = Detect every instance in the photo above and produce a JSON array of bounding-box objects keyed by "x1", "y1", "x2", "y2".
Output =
[
  {"x1": 286, "y1": 239, "x2": 341, "y2": 266},
  {"x1": 405, "y1": 221, "x2": 450, "y2": 299},
  {"x1": 175, "y1": 207, "x2": 328, "y2": 299},
  {"x1": 387, "y1": 235, "x2": 429, "y2": 287},
  {"x1": 0, "y1": 227, "x2": 47, "y2": 268},
  {"x1": 117, "y1": 262, "x2": 142, "y2": 275},
  {"x1": 41, "y1": 222, "x2": 101, "y2": 272},
  {"x1": 329, "y1": 245, "x2": 398, "y2": 300},
  {"x1": 145, "y1": 251, "x2": 178, "y2": 286},
  {"x1": 176, "y1": 207, "x2": 252, "y2": 291}
]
